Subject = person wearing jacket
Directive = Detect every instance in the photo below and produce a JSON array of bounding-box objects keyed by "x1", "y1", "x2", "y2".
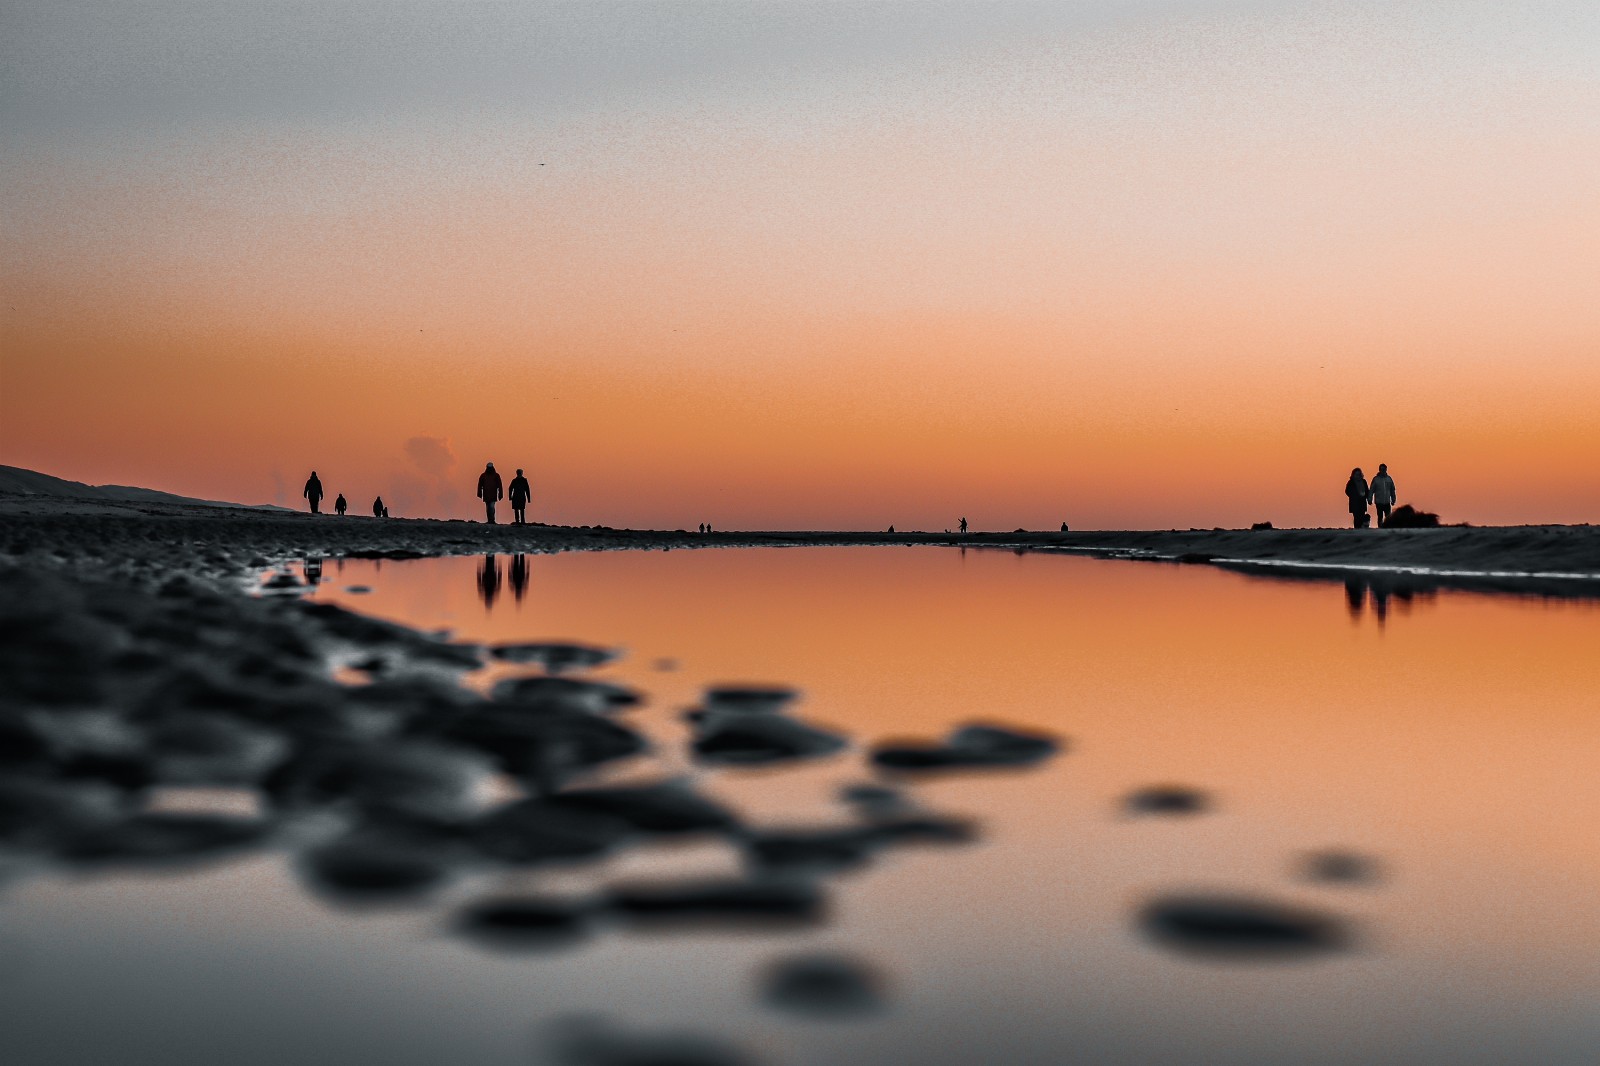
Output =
[
  {"x1": 508, "y1": 468, "x2": 531, "y2": 526},
  {"x1": 1370, "y1": 464, "x2": 1397, "y2": 527},
  {"x1": 477, "y1": 462, "x2": 504, "y2": 524},
  {"x1": 372, "y1": 496, "x2": 385, "y2": 518},
  {"x1": 302, "y1": 471, "x2": 324, "y2": 514},
  {"x1": 334, "y1": 493, "x2": 347, "y2": 516},
  {"x1": 1345, "y1": 468, "x2": 1371, "y2": 528}
]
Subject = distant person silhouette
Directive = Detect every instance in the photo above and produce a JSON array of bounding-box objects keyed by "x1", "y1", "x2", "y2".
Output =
[
  {"x1": 372, "y1": 496, "x2": 385, "y2": 518},
  {"x1": 959, "y1": 517, "x2": 968, "y2": 534},
  {"x1": 334, "y1": 494, "x2": 347, "y2": 516},
  {"x1": 888, "y1": 525, "x2": 895, "y2": 533},
  {"x1": 1060, "y1": 522, "x2": 1069, "y2": 532},
  {"x1": 303, "y1": 471, "x2": 323, "y2": 514},
  {"x1": 1345, "y1": 468, "x2": 1372, "y2": 528},
  {"x1": 383, "y1": 505, "x2": 390, "y2": 518},
  {"x1": 1370, "y1": 463, "x2": 1397, "y2": 528},
  {"x1": 508, "y1": 468, "x2": 531, "y2": 525},
  {"x1": 477, "y1": 462, "x2": 503, "y2": 524}
]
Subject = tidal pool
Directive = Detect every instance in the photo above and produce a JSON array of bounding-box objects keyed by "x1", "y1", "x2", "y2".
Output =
[{"x1": 5, "y1": 547, "x2": 1597, "y2": 1065}]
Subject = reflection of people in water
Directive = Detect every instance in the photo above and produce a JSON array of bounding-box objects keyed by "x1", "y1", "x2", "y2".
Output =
[
  {"x1": 477, "y1": 553, "x2": 502, "y2": 609},
  {"x1": 303, "y1": 556, "x2": 324, "y2": 586},
  {"x1": 1371, "y1": 463, "x2": 1397, "y2": 528},
  {"x1": 1345, "y1": 468, "x2": 1371, "y2": 528},
  {"x1": 1343, "y1": 574, "x2": 1433, "y2": 626},
  {"x1": 508, "y1": 553, "x2": 529, "y2": 604}
]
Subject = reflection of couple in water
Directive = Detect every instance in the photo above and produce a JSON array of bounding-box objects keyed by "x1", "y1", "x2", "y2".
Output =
[
  {"x1": 477, "y1": 553, "x2": 529, "y2": 609},
  {"x1": 1344, "y1": 464, "x2": 1396, "y2": 528}
]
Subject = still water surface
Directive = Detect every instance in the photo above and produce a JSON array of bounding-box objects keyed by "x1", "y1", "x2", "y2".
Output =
[{"x1": 8, "y1": 548, "x2": 1598, "y2": 1064}]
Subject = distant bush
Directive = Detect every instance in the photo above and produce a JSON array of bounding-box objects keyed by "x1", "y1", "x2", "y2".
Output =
[
  {"x1": 1250, "y1": 521, "x2": 1273, "y2": 531},
  {"x1": 1384, "y1": 505, "x2": 1440, "y2": 528}
]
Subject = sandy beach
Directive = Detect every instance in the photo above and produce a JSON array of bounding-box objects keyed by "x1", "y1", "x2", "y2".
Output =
[{"x1": 3, "y1": 492, "x2": 1595, "y2": 591}]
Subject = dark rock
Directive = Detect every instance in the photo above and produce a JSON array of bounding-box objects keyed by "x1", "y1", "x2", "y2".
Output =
[
  {"x1": 437, "y1": 706, "x2": 648, "y2": 784},
  {"x1": 265, "y1": 740, "x2": 488, "y2": 820},
  {"x1": 59, "y1": 812, "x2": 270, "y2": 865},
  {"x1": 1250, "y1": 521, "x2": 1274, "y2": 531},
  {"x1": 490, "y1": 642, "x2": 617, "y2": 674},
  {"x1": 702, "y1": 685, "x2": 798, "y2": 714},
  {"x1": 300, "y1": 833, "x2": 457, "y2": 900},
  {"x1": 870, "y1": 722, "x2": 1061, "y2": 771},
  {"x1": 837, "y1": 783, "x2": 908, "y2": 814},
  {"x1": 606, "y1": 878, "x2": 824, "y2": 928},
  {"x1": 1124, "y1": 785, "x2": 1209, "y2": 816},
  {"x1": 761, "y1": 952, "x2": 885, "y2": 1017},
  {"x1": 0, "y1": 777, "x2": 124, "y2": 849},
  {"x1": 1138, "y1": 894, "x2": 1351, "y2": 959},
  {"x1": 142, "y1": 715, "x2": 288, "y2": 784},
  {"x1": 549, "y1": 782, "x2": 737, "y2": 836},
  {"x1": 471, "y1": 799, "x2": 631, "y2": 864},
  {"x1": 692, "y1": 714, "x2": 847, "y2": 766},
  {"x1": 490, "y1": 675, "x2": 641, "y2": 713},
  {"x1": 454, "y1": 896, "x2": 595, "y2": 949},
  {"x1": 1300, "y1": 850, "x2": 1382, "y2": 885}
]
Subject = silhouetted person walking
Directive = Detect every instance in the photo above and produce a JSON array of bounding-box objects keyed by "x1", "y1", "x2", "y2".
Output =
[
  {"x1": 508, "y1": 468, "x2": 531, "y2": 526},
  {"x1": 478, "y1": 462, "x2": 503, "y2": 524},
  {"x1": 1345, "y1": 468, "x2": 1371, "y2": 528},
  {"x1": 334, "y1": 494, "x2": 347, "y2": 516},
  {"x1": 372, "y1": 496, "x2": 385, "y2": 518},
  {"x1": 1370, "y1": 463, "x2": 1396, "y2": 527},
  {"x1": 959, "y1": 517, "x2": 968, "y2": 534},
  {"x1": 303, "y1": 471, "x2": 324, "y2": 514}
]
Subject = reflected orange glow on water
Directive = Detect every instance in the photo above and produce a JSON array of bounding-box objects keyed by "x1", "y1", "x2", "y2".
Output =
[{"x1": 292, "y1": 548, "x2": 1600, "y2": 1061}]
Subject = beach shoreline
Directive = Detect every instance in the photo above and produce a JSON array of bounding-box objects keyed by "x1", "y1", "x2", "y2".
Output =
[{"x1": 2, "y1": 493, "x2": 1595, "y2": 594}]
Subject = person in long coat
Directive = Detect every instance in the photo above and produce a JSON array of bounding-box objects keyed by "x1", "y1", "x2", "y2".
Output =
[
  {"x1": 477, "y1": 462, "x2": 504, "y2": 524},
  {"x1": 372, "y1": 496, "x2": 385, "y2": 518},
  {"x1": 303, "y1": 471, "x2": 324, "y2": 514},
  {"x1": 1345, "y1": 468, "x2": 1371, "y2": 528},
  {"x1": 508, "y1": 468, "x2": 531, "y2": 526}
]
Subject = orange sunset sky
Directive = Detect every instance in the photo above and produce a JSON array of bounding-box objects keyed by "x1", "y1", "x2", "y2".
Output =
[{"x1": 3, "y1": 1, "x2": 1597, "y2": 530}]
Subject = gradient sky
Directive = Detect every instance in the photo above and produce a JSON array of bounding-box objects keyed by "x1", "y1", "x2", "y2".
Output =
[{"x1": 3, "y1": 0, "x2": 1597, "y2": 529}]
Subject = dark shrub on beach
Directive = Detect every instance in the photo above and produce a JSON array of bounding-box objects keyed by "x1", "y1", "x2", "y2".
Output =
[
  {"x1": 1385, "y1": 505, "x2": 1441, "y2": 528},
  {"x1": 1250, "y1": 521, "x2": 1274, "y2": 531}
]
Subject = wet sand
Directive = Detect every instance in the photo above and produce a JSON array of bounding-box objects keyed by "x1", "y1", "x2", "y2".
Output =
[{"x1": 2, "y1": 493, "x2": 1595, "y2": 591}]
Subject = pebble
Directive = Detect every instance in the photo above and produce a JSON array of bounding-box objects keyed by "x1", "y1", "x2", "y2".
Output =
[{"x1": 1138, "y1": 894, "x2": 1351, "y2": 959}]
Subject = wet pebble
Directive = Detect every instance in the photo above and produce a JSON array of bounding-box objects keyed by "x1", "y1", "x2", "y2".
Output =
[
  {"x1": 454, "y1": 896, "x2": 595, "y2": 950},
  {"x1": 692, "y1": 714, "x2": 847, "y2": 766},
  {"x1": 1123, "y1": 785, "x2": 1210, "y2": 816},
  {"x1": 549, "y1": 782, "x2": 738, "y2": 836},
  {"x1": 490, "y1": 642, "x2": 617, "y2": 674},
  {"x1": 265, "y1": 741, "x2": 490, "y2": 820},
  {"x1": 1301, "y1": 850, "x2": 1382, "y2": 885},
  {"x1": 59, "y1": 812, "x2": 271, "y2": 865},
  {"x1": 299, "y1": 833, "x2": 457, "y2": 900},
  {"x1": 491, "y1": 675, "x2": 641, "y2": 713},
  {"x1": 702, "y1": 685, "x2": 799, "y2": 714},
  {"x1": 606, "y1": 878, "x2": 825, "y2": 927},
  {"x1": 870, "y1": 722, "x2": 1062, "y2": 771},
  {"x1": 471, "y1": 799, "x2": 631, "y2": 865},
  {"x1": 761, "y1": 952, "x2": 886, "y2": 1018},
  {"x1": 1138, "y1": 893, "x2": 1351, "y2": 959}
]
